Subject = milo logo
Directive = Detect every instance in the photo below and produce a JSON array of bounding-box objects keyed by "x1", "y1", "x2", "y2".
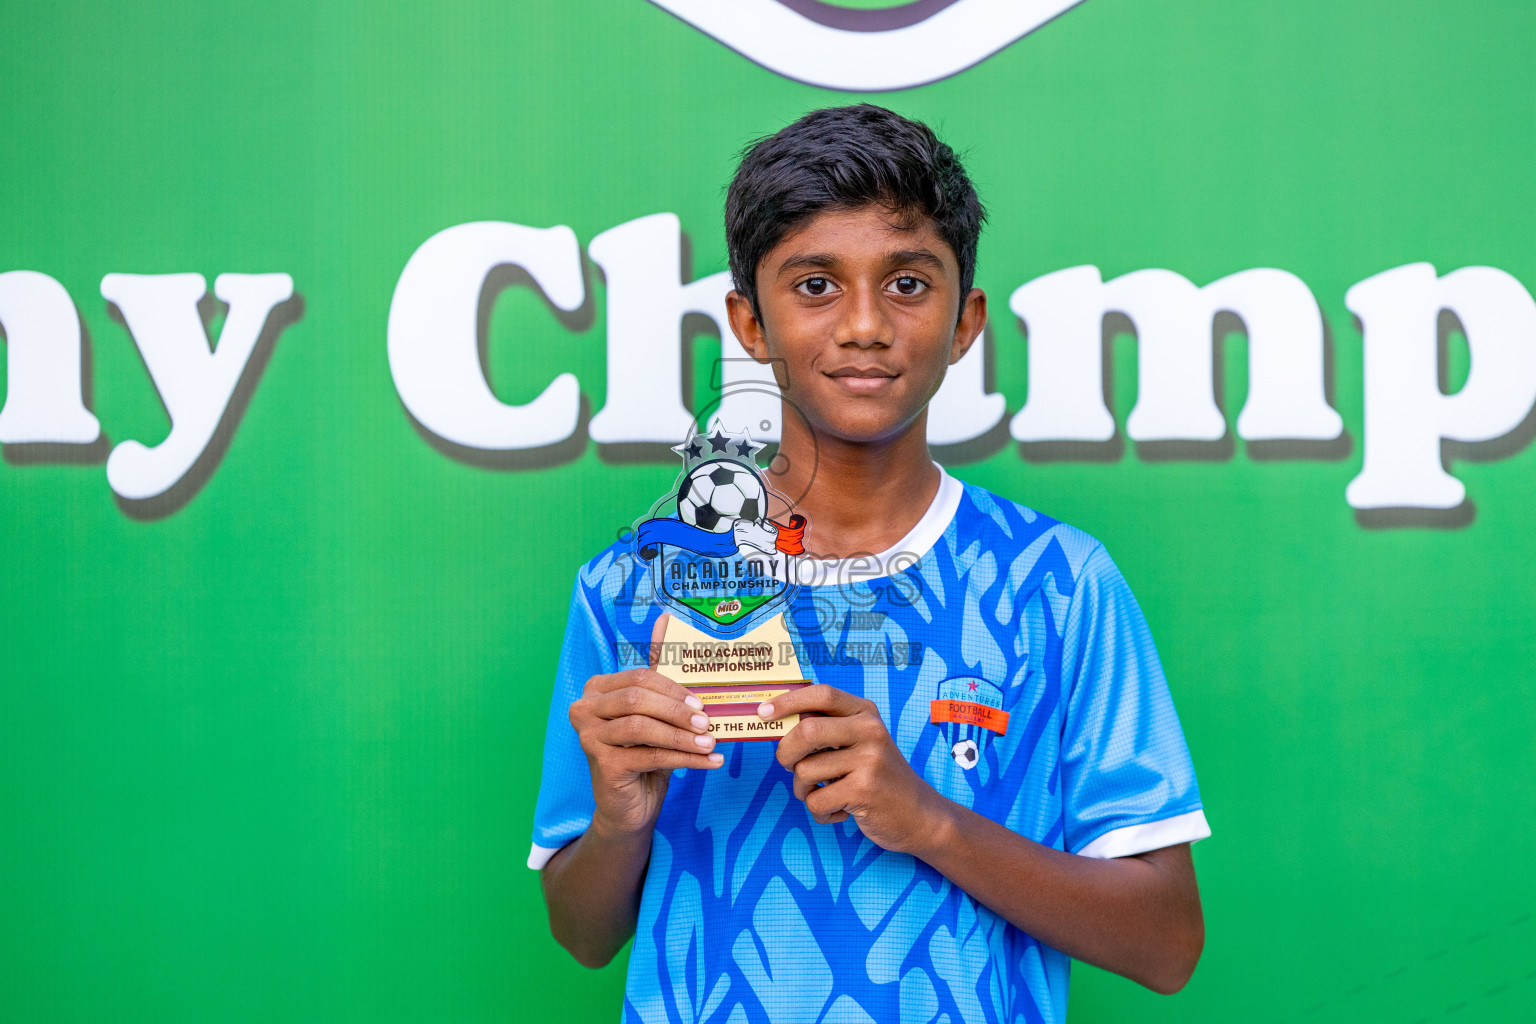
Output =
[
  {"x1": 714, "y1": 599, "x2": 742, "y2": 619},
  {"x1": 643, "y1": 0, "x2": 1090, "y2": 91}
]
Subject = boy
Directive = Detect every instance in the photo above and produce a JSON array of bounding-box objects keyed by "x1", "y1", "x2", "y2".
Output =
[{"x1": 531, "y1": 104, "x2": 1209, "y2": 1024}]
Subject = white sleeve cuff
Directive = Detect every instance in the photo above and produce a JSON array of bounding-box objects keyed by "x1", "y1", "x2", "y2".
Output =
[
  {"x1": 1075, "y1": 809, "x2": 1211, "y2": 859},
  {"x1": 528, "y1": 842, "x2": 565, "y2": 870}
]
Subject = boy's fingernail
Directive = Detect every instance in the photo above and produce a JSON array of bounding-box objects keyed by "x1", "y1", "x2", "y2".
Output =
[
  {"x1": 684, "y1": 694, "x2": 703, "y2": 711},
  {"x1": 694, "y1": 733, "x2": 715, "y2": 749},
  {"x1": 758, "y1": 703, "x2": 774, "y2": 719},
  {"x1": 691, "y1": 714, "x2": 709, "y2": 731},
  {"x1": 706, "y1": 752, "x2": 724, "y2": 765}
]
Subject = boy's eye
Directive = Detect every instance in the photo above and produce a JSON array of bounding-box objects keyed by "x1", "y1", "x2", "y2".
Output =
[
  {"x1": 890, "y1": 276, "x2": 927, "y2": 296},
  {"x1": 797, "y1": 277, "x2": 833, "y2": 296}
]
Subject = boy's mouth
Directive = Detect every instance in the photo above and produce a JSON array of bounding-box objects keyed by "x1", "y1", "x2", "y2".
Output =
[{"x1": 826, "y1": 366, "x2": 899, "y2": 394}]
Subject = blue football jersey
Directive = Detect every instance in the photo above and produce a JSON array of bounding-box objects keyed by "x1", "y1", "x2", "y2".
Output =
[{"x1": 530, "y1": 470, "x2": 1209, "y2": 1024}]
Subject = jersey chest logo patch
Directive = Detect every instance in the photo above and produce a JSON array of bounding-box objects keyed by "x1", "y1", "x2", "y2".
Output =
[{"x1": 931, "y1": 676, "x2": 1006, "y2": 770}]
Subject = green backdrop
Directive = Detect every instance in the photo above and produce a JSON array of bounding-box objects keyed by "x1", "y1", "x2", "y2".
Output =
[{"x1": 3, "y1": 1, "x2": 1533, "y2": 1021}]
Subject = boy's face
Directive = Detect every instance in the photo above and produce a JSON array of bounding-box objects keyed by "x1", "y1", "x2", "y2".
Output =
[{"x1": 726, "y1": 205, "x2": 987, "y2": 447}]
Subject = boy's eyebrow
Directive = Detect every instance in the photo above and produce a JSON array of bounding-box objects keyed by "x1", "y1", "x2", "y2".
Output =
[
  {"x1": 886, "y1": 248, "x2": 947, "y2": 272},
  {"x1": 774, "y1": 248, "x2": 948, "y2": 277},
  {"x1": 775, "y1": 252, "x2": 840, "y2": 277}
]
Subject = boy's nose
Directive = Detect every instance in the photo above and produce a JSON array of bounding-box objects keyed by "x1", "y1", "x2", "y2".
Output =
[{"x1": 833, "y1": 285, "x2": 894, "y2": 348}]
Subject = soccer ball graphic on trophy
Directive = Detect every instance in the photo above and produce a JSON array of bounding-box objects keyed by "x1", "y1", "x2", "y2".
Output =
[
  {"x1": 677, "y1": 460, "x2": 765, "y2": 533},
  {"x1": 641, "y1": 423, "x2": 802, "y2": 560}
]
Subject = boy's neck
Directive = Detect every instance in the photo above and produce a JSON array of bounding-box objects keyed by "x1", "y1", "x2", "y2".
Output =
[{"x1": 768, "y1": 413, "x2": 942, "y2": 560}]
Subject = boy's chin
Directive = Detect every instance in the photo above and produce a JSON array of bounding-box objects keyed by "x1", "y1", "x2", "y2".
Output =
[{"x1": 804, "y1": 408, "x2": 927, "y2": 448}]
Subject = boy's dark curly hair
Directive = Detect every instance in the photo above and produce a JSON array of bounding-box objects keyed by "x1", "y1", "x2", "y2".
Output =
[{"x1": 726, "y1": 104, "x2": 985, "y2": 321}]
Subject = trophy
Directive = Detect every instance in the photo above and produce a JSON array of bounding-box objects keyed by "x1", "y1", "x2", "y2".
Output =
[{"x1": 633, "y1": 421, "x2": 811, "y2": 741}]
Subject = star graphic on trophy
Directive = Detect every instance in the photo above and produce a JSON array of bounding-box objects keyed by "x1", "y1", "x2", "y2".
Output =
[{"x1": 671, "y1": 421, "x2": 765, "y2": 468}]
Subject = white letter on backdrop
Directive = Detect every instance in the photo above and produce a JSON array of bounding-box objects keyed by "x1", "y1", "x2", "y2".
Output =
[
  {"x1": 928, "y1": 329, "x2": 1005, "y2": 446},
  {"x1": 0, "y1": 271, "x2": 101, "y2": 444},
  {"x1": 1346, "y1": 263, "x2": 1536, "y2": 509},
  {"x1": 388, "y1": 221, "x2": 583, "y2": 450},
  {"x1": 1010, "y1": 267, "x2": 1116, "y2": 442},
  {"x1": 1009, "y1": 266, "x2": 1342, "y2": 443},
  {"x1": 101, "y1": 272, "x2": 292, "y2": 500},
  {"x1": 588, "y1": 213, "x2": 735, "y2": 444},
  {"x1": 1215, "y1": 269, "x2": 1344, "y2": 441}
]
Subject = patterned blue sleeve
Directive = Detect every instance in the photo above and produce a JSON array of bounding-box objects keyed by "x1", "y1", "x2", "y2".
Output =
[
  {"x1": 527, "y1": 577, "x2": 613, "y2": 869},
  {"x1": 1058, "y1": 544, "x2": 1206, "y2": 856}
]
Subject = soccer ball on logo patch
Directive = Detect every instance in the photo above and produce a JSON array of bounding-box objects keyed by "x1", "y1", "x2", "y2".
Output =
[
  {"x1": 677, "y1": 459, "x2": 766, "y2": 533},
  {"x1": 951, "y1": 739, "x2": 980, "y2": 770}
]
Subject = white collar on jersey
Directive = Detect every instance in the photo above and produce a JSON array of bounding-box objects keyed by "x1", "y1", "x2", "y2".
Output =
[{"x1": 792, "y1": 464, "x2": 963, "y2": 586}]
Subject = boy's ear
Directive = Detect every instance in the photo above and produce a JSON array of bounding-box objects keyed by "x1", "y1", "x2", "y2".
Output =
[
  {"x1": 726, "y1": 290, "x2": 771, "y2": 363},
  {"x1": 948, "y1": 288, "x2": 988, "y2": 366}
]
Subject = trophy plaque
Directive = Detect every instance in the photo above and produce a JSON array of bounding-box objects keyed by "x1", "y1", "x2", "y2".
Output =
[{"x1": 652, "y1": 613, "x2": 810, "y2": 742}]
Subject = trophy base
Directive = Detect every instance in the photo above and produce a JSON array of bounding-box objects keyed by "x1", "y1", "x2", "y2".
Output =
[
  {"x1": 654, "y1": 614, "x2": 811, "y2": 744},
  {"x1": 689, "y1": 681, "x2": 809, "y2": 742}
]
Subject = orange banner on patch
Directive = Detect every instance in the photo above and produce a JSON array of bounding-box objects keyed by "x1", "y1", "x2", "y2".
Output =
[{"x1": 930, "y1": 700, "x2": 1009, "y2": 734}]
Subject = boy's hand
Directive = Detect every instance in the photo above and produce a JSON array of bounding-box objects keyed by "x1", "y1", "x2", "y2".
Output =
[
  {"x1": 569, "y1": 614, "x2": 723, "y2": 838},
  {"x1": 765, "y1": 684, "x2": 951, "y2": 855}
]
